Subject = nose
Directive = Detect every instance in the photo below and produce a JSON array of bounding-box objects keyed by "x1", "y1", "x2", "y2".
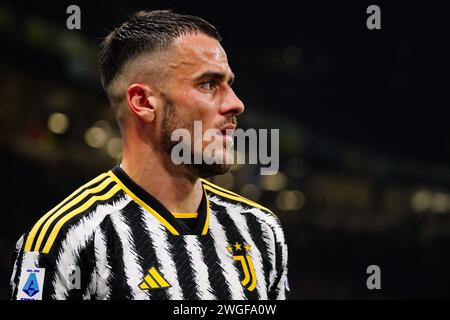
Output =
[{"x1": 219, "y1": 86, "x2": 245, "y2": 117}]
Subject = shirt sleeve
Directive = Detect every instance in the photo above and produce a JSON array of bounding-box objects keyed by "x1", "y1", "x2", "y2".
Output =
[{"x1": 10, "y1": 233, "x2": 94, "y2": 300}]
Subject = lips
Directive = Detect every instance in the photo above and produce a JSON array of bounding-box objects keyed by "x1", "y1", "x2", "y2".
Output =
[{"x1": 219, "y1": 123, "x2": 236, "y2": 136}]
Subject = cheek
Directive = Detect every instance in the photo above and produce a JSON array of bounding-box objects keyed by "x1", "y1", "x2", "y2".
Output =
[{"x1": 174, "y1": 89, "x2": 218, "y2": 125}]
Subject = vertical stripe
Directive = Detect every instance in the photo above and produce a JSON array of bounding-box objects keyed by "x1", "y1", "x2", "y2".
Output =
[
  {"x1": 239, "y1": 207, "x2": 287, "y2": 294},
  {"x1": 141, "y1": 207, "x2": 184, "y2": 300},
  {"x1": 274, "y1": 243, "x2": 288, "y2": 299},
  {"x1": 208, "y1": 208, "x2": 245, "y2": 300},
  {"x1": 198, "y1": 232, "x2": 231, "y2": 299},
  {"x1": 209, "y1": 201, "x2": 255, "y2": 300},
  {"x1": 243, "y1": 212, "x2": 276, "y2": 290},
  {"x1": 10, "y1": 235, "x2": 25, "y2": 299},
  {"x1": 119, "y1": 202, "x2": 157, "y2": 299},
  {"x1": 83, "y1": 268, "x2": 96, "y2": 300},
  {"x1": 109, "y1": 211, "x2": 149, "y2": 300},
  {"x1": 243, "y1": 208, "x2": 277, "y2": 289},
  {"x1": 168, "y1": 235, "x2": 196, "y2": 299},
  {"x1": 13, "y1": 251, "x2": 40, "y2": 299},
  {"x1": 210, "y1": 197, "x2": 268, "y2": 299},
  {"x1": 184, "y1": 235, "x2": 216, "y2": 300},
  {"x1": 50, "y1": 195, "x2": 131, "y2": 299},
  {"x1": 76, "y1": 238, "x2": 95, "y2": 300},
  {"x1": 93, "y1": 226, "x2": 111, "y2": 300},
  {"x1": 102, "y1": 216, "x2": 131, "y2": 299}
]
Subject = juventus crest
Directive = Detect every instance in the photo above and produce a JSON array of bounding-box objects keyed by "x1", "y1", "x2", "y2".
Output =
[{"x1": 227, "y1": 242, "x2": 257, "y2": 291}]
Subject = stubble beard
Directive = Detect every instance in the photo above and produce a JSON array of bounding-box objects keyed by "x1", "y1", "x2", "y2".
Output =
[{"x1": 159, "y1": 95, "x2": 232, "y2": 180}]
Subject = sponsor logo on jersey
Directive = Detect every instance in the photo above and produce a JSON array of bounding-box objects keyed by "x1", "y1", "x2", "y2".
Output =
[
  {"x1": 138, "y1": 267, "x2": 171, "y2": 290},
  {"x1": 17, "y1": 268, "x2": 46, "y2": 300}
]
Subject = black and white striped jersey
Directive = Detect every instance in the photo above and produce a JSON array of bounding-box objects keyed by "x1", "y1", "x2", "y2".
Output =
[{"x1": 10, "y1": 166, "x2": 289, "y2": 300}]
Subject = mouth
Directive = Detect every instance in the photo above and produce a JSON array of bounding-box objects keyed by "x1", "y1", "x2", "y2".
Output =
[{"x1": 219, "y1": 123, "x2": 236, "y2": 137}]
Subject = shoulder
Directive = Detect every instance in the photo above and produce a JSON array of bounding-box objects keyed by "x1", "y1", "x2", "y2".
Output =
[
  {"x1": 22, "y1": 170, "x2": 131, "y2": 254},
  {"x1": 201, "y1": 178, "x2": 285, "y2": 233}
]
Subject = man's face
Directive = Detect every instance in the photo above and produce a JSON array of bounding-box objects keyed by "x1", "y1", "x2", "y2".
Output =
[{"x1": 159, "y1": 33, "x2": 245, "y2": 178}]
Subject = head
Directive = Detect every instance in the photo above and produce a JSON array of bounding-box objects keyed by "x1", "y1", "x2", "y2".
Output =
[{"x1": 99, "y1": 10, "x2": 244, "y2": 179}]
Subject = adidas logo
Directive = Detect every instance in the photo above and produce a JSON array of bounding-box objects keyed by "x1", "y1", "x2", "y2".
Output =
[{"x1": 139, "y1": 267, "x2": 171, "y2": 290}]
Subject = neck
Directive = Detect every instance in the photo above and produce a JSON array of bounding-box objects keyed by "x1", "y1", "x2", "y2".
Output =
[{"x1": 120, "y1": 134, "x2": 203, "y2": 214}]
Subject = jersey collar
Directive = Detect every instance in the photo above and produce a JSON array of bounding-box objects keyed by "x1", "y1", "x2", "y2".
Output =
[{"x1": 108, "y1": 166, "x2": 210, "y2": 236}]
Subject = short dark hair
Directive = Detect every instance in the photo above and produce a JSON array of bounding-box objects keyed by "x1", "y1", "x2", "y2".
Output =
[{"x1": 99, "y1": 10, "x2": 222, "y2": 89}]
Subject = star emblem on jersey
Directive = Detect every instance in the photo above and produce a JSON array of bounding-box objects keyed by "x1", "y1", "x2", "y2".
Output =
[
  {"x1": 227, "y1": 242, "x2": 257, "y2": 292},
  {"x1": 138, "y1": 267, "x2": 171, "y2": 290}
]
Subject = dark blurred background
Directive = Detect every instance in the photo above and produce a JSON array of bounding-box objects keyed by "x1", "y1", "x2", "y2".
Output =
[{"x1": 1, "y1": 0, "x2": 450, "y2": 299}]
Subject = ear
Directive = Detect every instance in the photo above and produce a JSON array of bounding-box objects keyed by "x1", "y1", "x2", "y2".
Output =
[{"x1": 126, "y1": 83, "x2": 159, "y2": 123}]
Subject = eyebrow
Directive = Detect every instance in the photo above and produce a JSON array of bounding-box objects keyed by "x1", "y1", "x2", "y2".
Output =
[{"x1": 197, "y1": 71, "x2": 235, "y2": 86}]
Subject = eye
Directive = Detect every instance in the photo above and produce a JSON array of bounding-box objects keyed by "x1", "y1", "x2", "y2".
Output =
[{"x1": 199, "y1": 80, "x2": 216, "y2": 91}]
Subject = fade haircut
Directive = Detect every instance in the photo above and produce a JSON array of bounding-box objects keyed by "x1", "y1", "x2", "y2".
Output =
[{"x1": 99, "y1": 10, "x2": 222, "y2": 123}]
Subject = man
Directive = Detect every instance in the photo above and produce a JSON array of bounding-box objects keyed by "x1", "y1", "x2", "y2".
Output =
[{"x1": 10, "y1": 10, "x2": 289, "y2": 300}]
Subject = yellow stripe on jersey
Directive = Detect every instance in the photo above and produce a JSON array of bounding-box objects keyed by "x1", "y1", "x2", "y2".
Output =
[
  {"x1": 201, "y1": 188, "x2": 210, "y2": 236},
  {"x1": 32, "y1": 177, "x2": 114, "y2": 252},
  {"x1": 42, "y1": 184, "x2": 122, "y2": 253},
  {"x1": 107, "y1": 170, "x2": 180, "y2": 235},
  {"x1": 201, "y1": 178, "x2": 241, "y2": 197},
  {"x1": 172, "y1": 213, "x2": 198, "y2": 218},
  {"x1": 168, "y1": 189, "x2": 209, "y2": 234},
  {"x1": 24, "y1": 173, "x2": 109, "y2": 252},
  {"x1": 202, "y1": 183, "x2": 273, "y2": 214}
]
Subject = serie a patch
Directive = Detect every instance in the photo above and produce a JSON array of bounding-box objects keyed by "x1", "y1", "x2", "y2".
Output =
[{"x1": 16, "y1": 267, "x2": 46, "y2": 300}]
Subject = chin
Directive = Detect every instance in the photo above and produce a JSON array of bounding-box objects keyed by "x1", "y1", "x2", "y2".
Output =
[{"x1": 196, "y1": 163, "x2": 232, "y2": 179}]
